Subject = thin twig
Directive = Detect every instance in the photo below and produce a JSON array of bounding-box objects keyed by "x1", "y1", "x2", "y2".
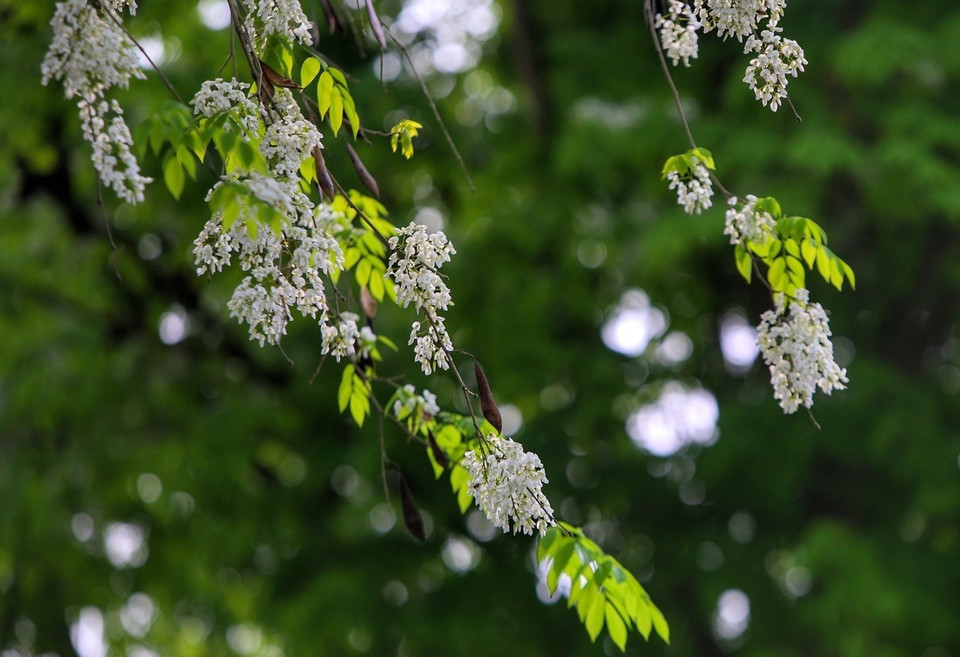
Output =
[
  {"x1": 101, "y1": 5, "x2": 186, "y2": 105},
  {"x1": 96, "y1": 178, "x2": 123, "y2": 281},
  {"x1": 384, "y1": 28, "x2": 476, "y2": 192}
]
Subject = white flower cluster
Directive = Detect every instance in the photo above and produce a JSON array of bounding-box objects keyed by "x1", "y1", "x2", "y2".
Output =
[
  {"x1": 655, "y1": 0, "x2": 702, "y2": 67},
  {"x1": 654, "y1": 0, "x2": 803, "y2": 111},
  {"x1": 195, "y1": 177, "x2": 344, "y2": 346},
  {"x1": 42, "y1": 0, "x2": 151, "y2": 204},
  {"x1": 321, "y1": 312, "x2": 363, "y2": 361},
  {"x1": 742, "y1": 30, "x2": 806, "y2": 112},
  {"x1": 756, "y1": 288, "x2": 848, "y2": 414},
  {"x1": 191, "y1": 78, "x2": 262, "y2": 136},
  {"x1": 695, "y1": 0, "x2": 785, "y2": 42},
  {"x1": 392, "y1": 385, "x2": 441, "y2": 418},
  {"x1": 463, "y1": 436, "x2": 556, "y2": 536},
  {"x1": 260, "y1": 114, "x2": 323, "y2": 179},
  {"x1": 723, "y1": 194, "x2": 776, "y2": 245},
  {"x1": 387, "y1": 223, "x2": 457, "y2": 375},
  {"x1": 240, "y1": 0, "x2": 313, "y2": 46},
  {"x1": 193, "y1": 83, "x2": 341, "y2": 347},
  {"x1": 667, "y1": 156, "x2": 714, "y2": 214}
]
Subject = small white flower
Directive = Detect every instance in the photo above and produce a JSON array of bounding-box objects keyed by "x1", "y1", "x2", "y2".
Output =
[
  {"x1": 667, "y1": 156, "x2": 714, "y2": 215},
  {"x1": 388, "y1": 222, "x2": 458, "y2": 375},
  {"x1": 723, "y1": 194, "x2": 776, "y2": 246},
  {"x1": 260, "y1": 114, "x2": 323, "y2": 180},
  {"x1": 191, "y1": 78, "x2": 262, "y2": 135},
  {"x1": 463, "y1": 436, "x2": 556, "y2": 536},
  {"x1": 743, "y1": 30, "x2": 806, "y2": 112},
  {"x1": 42, "y1": 0, "x2": 151, "y2": 203},
  {"x1": 756, "y1": 289, "x2": 848, "y2": 414},
  {"x1": 656, "y1": 0, "x2": 702, "y2": 67},
  {"x1": 321, "y1": 312, "x2": 361, "y2": 361},
  {"x1": 241, "y1": 0, "x2": 313, "y2": 45}
]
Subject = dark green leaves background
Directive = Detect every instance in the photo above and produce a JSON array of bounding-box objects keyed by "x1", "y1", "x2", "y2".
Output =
[{"x1": 1, "y1": 0, "x2": 959, "y2": 655}]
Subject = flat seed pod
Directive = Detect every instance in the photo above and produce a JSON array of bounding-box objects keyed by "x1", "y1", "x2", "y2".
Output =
[
  {"x1": 398, "y1": 472, "x2": 426, "y2": 542},
  {"x1": 474, "y1": 362, "x2": 502, "y2": 434}
]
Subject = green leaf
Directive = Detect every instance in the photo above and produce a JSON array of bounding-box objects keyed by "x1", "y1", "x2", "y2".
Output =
[
  {"x1": 605, "y1": 603, "x2": 628, "y2": 651},
  {"x1": 337, "y1": 365, "x2": 353, "y2": 412},
  {"x1": 356, "y1": 257, "x2": 372, "y2": 287},
  {"x1": 349, "y1": 391, "x2": 367, "y2": 427},
  {"x1": 162, "y1": 154, "x2": 185, "y2": 200},
  {"x1": 585, "y1": 592, "x2": 605, "y2": 642},
  {"x1": 300, "y1": 57, "x2": 321, "y2": 87},
  {"x1": 329, "y1": 87, "x2": 344, "y2": 136},
  {"x1": 816, "y1": 247, "x2": 832, "y2": 282},
  {"x1": 328, "y1": 66, "x2": 348, "y2": 87},
  {"x1": 841, "y1": 260, "x2": 856, "y2": 290},
  {"x1": 368, "y1": 273, "x2": 385, "y2": 301},
  {"x1": 734, "y1": 243, "x2": 752, "y2": 282},
  {"x1": 801, "y1": 238, "x2": 818, "y2": 268},
  {"x1": 651, "y1": 606, "x2": 670, "y2": 644},
  {"x1": 547, "y1": 541, "x2": 577, "y2": 595},
  {"x1": 317, "y1": 71, "x2": 334, "y2": 117},
  {"x1": 339, "y1": 87, "x2": 360, "y2": 138},
  {"x1": 768, "y1": 257, "x2": 787, "y2": 291},
  {"x1": 830, "y1": 258, "x2": 844, "y2": 290}
]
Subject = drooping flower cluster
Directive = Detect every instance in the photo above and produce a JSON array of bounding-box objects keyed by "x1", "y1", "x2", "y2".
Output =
[
  {"x1": 240, "y1": 0, "x2": 313, "y2": 46},
  {"x1": 667, "y1": 155, "x2": 714, "y2": 214},
  {"x1": 723, "y1": 194, "x2": 776, "y2": 245},
  {"x1": 192, "y1": 82, "x2": 344, "y2": 347},
  {"x1": 321, "y1": 312, "x2": 363, "y2": 361},
  {"x1": 696, "y1": 0, "x2": 785, "y2": 42},
  {"x1": 742, "y1": 30, "x2": 807, "y2": 111},
  {"x1": 463, "y1": 436, "x2": 556, "y2": 536},
  {"x1": 655, "y1": 0, "x2": 702, "y2": 67},
  {"x1": 42, "y1": 0, "x2": 152, "y2": 204},
  {"x1": 387, "y1": 223, "x2": 457, "y2": 375},
  {"x1": 654, "y1": 0, "x2": 804, "y2": 111},
  {"x1": 756, "y1": 288, "x2": 848, "y2": 413},
  {"x1": 190, "y1": 78, "x2": 262, "y2": 136}
]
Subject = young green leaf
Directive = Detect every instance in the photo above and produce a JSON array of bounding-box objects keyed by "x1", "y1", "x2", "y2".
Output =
[{"x1": 300, "y1": 57, "x2": 321, "y2": 87}]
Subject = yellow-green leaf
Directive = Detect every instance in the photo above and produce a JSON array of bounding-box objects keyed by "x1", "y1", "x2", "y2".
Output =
[
  {"x1": 163, "y1": 154, "x2": 185, "y2": 200},
  {"x1": 337, "y1": 365, "x2": 353, "y2": 412},
  {"x1": 317, "y1": 71, "x2": 334, "y2": 117},
  {"x1": 300, "y1": 57, "x2": 321, "y2": 87},
  {"x1": 585, "y1": 593, "x2": 605, "y2": 642},
  {"x1": 329, "y1": 87, "x2": 344, "y2": 136},
  {"x1": 605, "y1": 603, "x2": 628, "y2": 651},
  {"x1": 651, "y1": 606, "x2": 670, "y2": 644}
]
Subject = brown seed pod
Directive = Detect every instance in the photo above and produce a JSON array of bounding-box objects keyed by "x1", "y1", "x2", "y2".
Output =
[
  {"x1": 398, "y1": 472, "x2": 425, "y2": 542},
  {"x1": 345, "y1": 141, "x2": 381, "y2": 199},
  {"x1": 364, "y1": 0, "x2": 388, "y2": 51},
  {"x1": 319, "y1": 0, "x2": 345, "y2": 36},
  {"x1": 258, "y1": 59, "x2": 301, "y2": 89},
  {"x1": 474, "y1": 362, "x2": 502, "y2": 434},
  {"x1": 427, "y1": 430, "x2": 449, "y2": 469},
  {"x1": 360, "y1": 286, "x2": 378, "y2": 326},
  {"x1": 312, "y1": 146, "x2": 336, "y2": 201}
]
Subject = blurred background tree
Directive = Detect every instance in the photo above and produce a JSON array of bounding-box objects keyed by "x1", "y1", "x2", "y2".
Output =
[{"x1": 1, "y1": 0, "x2": 959, "y2": 655}]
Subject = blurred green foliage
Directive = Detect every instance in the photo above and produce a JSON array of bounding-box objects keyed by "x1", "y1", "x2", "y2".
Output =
[{"x1": 1, "y1": 0, "x2": 960, "y2": 655}]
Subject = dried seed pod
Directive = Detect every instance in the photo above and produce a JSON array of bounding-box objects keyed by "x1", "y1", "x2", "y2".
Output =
[
  {"x1": 258, "y1": 59, "x2": 301, "y2": 89},
  {"x1": 360, "y1": 286, "x2": 378, "y2": 326},
  {"x1": 345, "y1": 141, "x2": 381, "y2": 199},
  {"x1": 320, "y1": 0, "x2": 344, "y2": 35},
  {"x1": 364, "y1": 0, "x2": 388, "y2": 51},
  {"x1": 313, "y1": 146, "x2": 336, "y2": 201},
  {"x1": 427, "y1": 430, "x2": 449, "y2": 469},
  {"x1": 398, "y1": 472, "x2": 426, "y2": 542},
  {"x1": 474, "y1": 362, "x2": 502, "y2": 434}
]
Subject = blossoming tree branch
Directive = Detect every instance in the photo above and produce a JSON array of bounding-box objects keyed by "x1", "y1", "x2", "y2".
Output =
[{"x1": 42, "y1": 0, "x2": 852, "y2": 650}]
